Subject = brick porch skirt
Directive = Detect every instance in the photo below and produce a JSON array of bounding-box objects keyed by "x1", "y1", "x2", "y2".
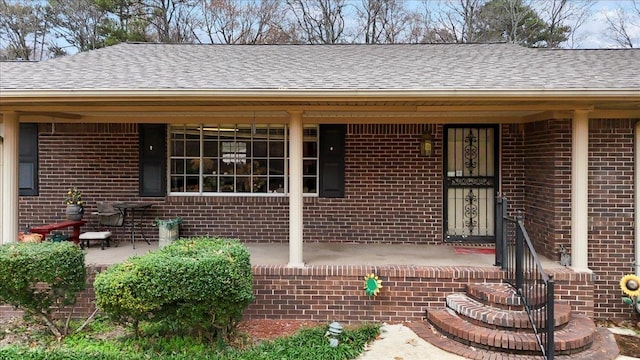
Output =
[{"x1": 0, "y1": 265, "x2": 593, "y2": 322}]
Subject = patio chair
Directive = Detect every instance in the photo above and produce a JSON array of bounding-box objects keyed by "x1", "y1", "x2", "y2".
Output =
[
  {"x1": 95, "y1": 202, "x2": 125, "y2": 227},
  {"x1": 81, "y1": 202, "x2": 124, "y2": 249}
]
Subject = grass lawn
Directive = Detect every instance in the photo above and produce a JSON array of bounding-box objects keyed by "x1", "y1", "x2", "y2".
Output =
[{"x1": 0, "y1": 316, "x2": 380, "y2": 360}]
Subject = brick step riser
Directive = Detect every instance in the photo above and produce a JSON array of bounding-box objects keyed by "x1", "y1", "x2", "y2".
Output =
[
  {"x1": 466, "y1": 283, "x2": 545, "y2": 310},
  {"x1": 446, "y1": 294, "x2": 572, "y2": 330},
  {"x1": 426, "y1": 309, "x2": 597, "y2": 356}
]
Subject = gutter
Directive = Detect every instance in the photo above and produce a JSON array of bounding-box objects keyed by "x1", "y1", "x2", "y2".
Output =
[{"x1": 1, "y1": 88, "x2": 639, "y2": 102}]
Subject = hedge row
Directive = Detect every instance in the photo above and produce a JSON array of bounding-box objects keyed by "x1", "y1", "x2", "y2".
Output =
[{"x1": 94, "y1": 237, "x2": 254, "y2": 340}]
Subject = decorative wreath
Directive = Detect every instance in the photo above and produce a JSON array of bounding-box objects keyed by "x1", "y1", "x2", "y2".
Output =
[
  {"x1": 364, "y1": 273, "x2": 382, "y2": 297},
  {"x1": 620, "y1": 274, "x2": 640, "y2": 298}
]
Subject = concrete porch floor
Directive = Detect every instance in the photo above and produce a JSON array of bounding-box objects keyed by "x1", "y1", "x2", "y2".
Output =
[{"x1": 83, "y1": 240, "x2": 563, "y2": 268}]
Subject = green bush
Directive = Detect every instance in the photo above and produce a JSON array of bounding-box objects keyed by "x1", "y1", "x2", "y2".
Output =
[
  {"x1": 94, "y1": 237, "x2": 254, "y2": 341},
  {"x1": 0, "y1": 323, "x2": 380, "y2": 360},
  {"x1": 0, "y1": 241, "x2": 86, "y2": 338}
]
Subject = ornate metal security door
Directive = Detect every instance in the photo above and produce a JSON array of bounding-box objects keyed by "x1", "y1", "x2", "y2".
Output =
[{"x1": 444, "y1": 125, "x2": 498, "y2": 242}]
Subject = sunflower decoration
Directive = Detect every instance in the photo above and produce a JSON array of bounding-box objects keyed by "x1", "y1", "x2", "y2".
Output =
[
  {"x1": 364, "y1": 273, "x2": 382, "y2": 297},
  {"x1": 620, "y1": 274, "x2": 640, "y2": 298}
]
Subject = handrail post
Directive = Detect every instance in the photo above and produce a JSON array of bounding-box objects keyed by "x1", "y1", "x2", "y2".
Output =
[
  {"x1": 546, "y1": 277, "x2": 555, "y2": 360},
  {"x1": 501, "y1": 197, "x2": 508, "y2": 269},
  {"x1": 515, "y1": 213, "x2": 524, "y2": 291},
  {"x1": 495, "y1": 196, "x2": 503, "y2": 267}
]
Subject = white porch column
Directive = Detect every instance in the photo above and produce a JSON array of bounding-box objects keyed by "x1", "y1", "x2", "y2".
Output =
[
  {"x1": 2, "y1": 112, "x2": 19, "y2": 244},
  {"x1": 287, "y1": 111, "x2": 304, "y2": 267},
  {"x1": 571, "y1": 110, "x2": 589, "y2": 270}
]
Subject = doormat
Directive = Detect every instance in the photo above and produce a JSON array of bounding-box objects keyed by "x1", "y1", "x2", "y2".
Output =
[{"x1": 454, "y1": 247, "x2": 496, "y2": 255}]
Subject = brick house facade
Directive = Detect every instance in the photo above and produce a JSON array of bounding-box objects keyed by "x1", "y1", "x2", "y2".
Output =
[
  {"x1": 7, "y1": 118, "x2": 635, "y2": 321},
  {"x1": 2, "y1": 43, "x2": 640, "y2": 322}
]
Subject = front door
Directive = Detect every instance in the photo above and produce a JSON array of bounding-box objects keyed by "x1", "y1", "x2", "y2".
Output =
[{"x1": 444, "y1": 125, "x2": 498, "y2": 242}]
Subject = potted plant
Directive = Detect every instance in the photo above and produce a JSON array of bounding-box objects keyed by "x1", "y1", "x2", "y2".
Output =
[
  {"x1": 154, "y1": 217, "x2": 183, "y2": 248},
  {"x1": 64, "y1": 187, "x2": 84, "y2": 221}
]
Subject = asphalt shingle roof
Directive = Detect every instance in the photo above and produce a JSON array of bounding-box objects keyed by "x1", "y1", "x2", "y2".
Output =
[{"x1": 1, "y1": 43, "x2": 639, "y2": 91}]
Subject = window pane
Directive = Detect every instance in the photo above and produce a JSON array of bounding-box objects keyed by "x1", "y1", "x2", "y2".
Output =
[
  {"x1": 186, "y1": 159, "x2": 199, "y2": 174},
  {"x1": 203, "y1": 140, "x2": 218, "y2": 157},
  {"x1": 254, "y1": 159, "x2": 268, "y2": 173},
  {"x1": 270, "y1": 142, "x2": 284, "y2": 157},
  {"x1": 185, "y1": 139, "x2": 200, "y2": 157},
  {"x1": 236, "y1": 177, "x2": 251, "y2": 193},
  {"x1": 304, "y1": 177, "x2": 317, "y2": 193},
  {"x1": 203, "y1": 176, "x2": 217, "y2": 192},
  {"x1": 269, "y1": 159, "x2": 285, "y2": 175},
  {"x1": 253, "y1": 141, "x2": 267, "y2": 157},
  {"x1": 202, "y1": 158, "x2": 216, "y2": 174},
  {"x1": 171, "y1": 176, "x2": 184, "y2": 192},
  {"x1": 304, "y1": 142, "x2": 317, "y2": 157},
  {"x1": 171, "y1": 159, "x2": 184, "y2": 174},
  {"x1": 220, "y1": 176, "x2": 234, "y2": 192},
  {"x1": 185, "y1": 176, "x2": 199, "y2": 192},
  {"x1": 303, "y1": 160, "x2": 317, "y2": 175},
  {"x1": 219, "y1": 159, "x2": 233, "y2": 175},
  {"x1": 270, "y1": 177, "x2": 285, "y2": 193},
  {"x1": 253, "y1": 177, "x2": 268, "y2": 193}
]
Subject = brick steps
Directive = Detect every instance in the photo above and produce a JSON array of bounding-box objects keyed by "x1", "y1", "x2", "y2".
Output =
[
  {"x1": 419, "y1": 282, "x2": 619, "y2": 359},
  {"x1": 446, "y1": 292, "x2": 572, "y2": 330},
  {"x1": 427, "y1": 308, "x2": 595, "y2": 354},
  {"x1": 407, "y1": 321, "x2": 620, "y2": 360}
]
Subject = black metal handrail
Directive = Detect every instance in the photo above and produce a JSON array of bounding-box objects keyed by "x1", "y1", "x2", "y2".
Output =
[{"x1": 495, "y1": 196, "x2": 555, "y2": 360}]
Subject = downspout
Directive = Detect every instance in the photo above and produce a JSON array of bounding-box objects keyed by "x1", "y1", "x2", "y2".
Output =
[{"x1": 635, "y1": 121, "x2": 640, "y2": 278}]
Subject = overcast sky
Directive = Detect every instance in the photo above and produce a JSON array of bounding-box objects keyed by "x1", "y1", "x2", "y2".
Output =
[{"x1": 574, "y1": 0, "x2": 639, "y2": 48}]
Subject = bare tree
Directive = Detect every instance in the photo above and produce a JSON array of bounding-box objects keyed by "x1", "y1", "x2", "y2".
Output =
[
  {"x1": 286, "y1": 0, "x2": 348, "y2": 44},
  {"x1": 536, "y1": 0, "x2": 593, "y2": 48},
  {"x1": 605, "y1": 0, "x2": 640, "y2": 48},
  {"x1": 48, "y1": 0, "x2": 107, "y2": 52},
  {"x1": 0, "y1": 0, "x2": 51, "y2": 60},
  {"x1": 434, "y1": 0, "x2": 485, "y2": 43},
  {"x1": 200, "y1": 0, "x2": 289, "y2": 44},
  {"x1": 144, "y1": 0, "x2": 200, "y2": 43},
  {"x1": 356, "y1": 0, "x2": 384, "y2": 43}
]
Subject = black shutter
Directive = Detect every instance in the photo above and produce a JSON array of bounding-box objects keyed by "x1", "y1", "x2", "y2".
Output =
[
  {"x1": 319, "y1": 124, "x2": 345, "y2": 198},
  {"x1": 19, "y1": 123, "x2": 38, "y2": 196},
  {"x1": 139, "y1": 124, "x2": 166, "y2": 197}
]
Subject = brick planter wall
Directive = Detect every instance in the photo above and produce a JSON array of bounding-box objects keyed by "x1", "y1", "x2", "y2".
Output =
[{"x1": 0, "y1": 264, "x2": 593, "y2": 323}]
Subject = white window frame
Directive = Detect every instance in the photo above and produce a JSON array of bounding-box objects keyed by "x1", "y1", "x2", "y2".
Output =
[{"x1": 169, "y1": 124, "x2": 318, "y2": 196}]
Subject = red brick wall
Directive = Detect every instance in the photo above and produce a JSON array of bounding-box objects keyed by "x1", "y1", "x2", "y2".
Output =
[
  {"x1": 523, "y1": 119, "x2": 572, "y2": 259},
  {"x1": 16, "y1": 120, "x2": 637, "y2": 321},
  {"x1": 19, "y1": 123, "x2": 145, "y2": 241},
  {"x1": 1, "y1": 264, "x2": 593, "y2": 323},
  {"x1": 588, "y1": 119, "x2": 636, "y2": 319},
  {"x1": 501, "y1": 123, "x2": 525, "y2": 213},
  {"x1": 20, "y1": 122, "x2": 529, "y2": 245}
]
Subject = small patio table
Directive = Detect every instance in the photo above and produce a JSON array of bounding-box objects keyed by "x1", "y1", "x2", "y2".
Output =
[{"x1": 112, "y1": 202, "x2": 153, "y2": 249}]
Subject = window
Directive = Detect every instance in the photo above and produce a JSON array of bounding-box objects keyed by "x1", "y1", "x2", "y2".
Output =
[
  {"x1": 169, "y1": 124, "x2": 318, "y2": 195},
  {"x1": 19, "y1": 123, "x2": 38, "y2": 196}
]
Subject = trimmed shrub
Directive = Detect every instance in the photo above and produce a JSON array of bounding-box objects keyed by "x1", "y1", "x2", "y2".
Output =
[
  {"x1": 94, "y1": 237, "x2": 254, "y2": 341},
  {"x1": 0, "y1": 241, "x2": 86, "y2": 338}
]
